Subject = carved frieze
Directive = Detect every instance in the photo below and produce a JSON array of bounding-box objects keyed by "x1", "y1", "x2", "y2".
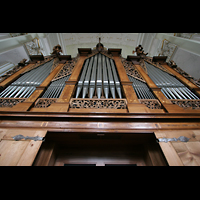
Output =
[
  {"x1": 0, "y1": 98, "x2": 25, "y2": 107},
  {"x1": 139, "y1": 99, "x2": 162, "y2": 109},
  {"x1": 171, "y1": 99, "x2": 200, "y2": 109},
  {"x1": 121, "y1": 58, "x2": 146, "y2": 82},
  {"x1": 52, "y1": 55, "x2": 78, "y2": 81},
  {"x1": 69, "y1": 98, "x2": 127, "y2": 109},
  {"x1": 34, "y1": 98, "x2": 57, "y2": 108}
]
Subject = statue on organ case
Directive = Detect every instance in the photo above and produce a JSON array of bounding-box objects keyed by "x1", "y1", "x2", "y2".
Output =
[
  {"x1": 51, "y1": 44, "x2": 63, "y2": 56},
  {"x1": 135, "y1": 44, "x2": 148, "y2": 56}
]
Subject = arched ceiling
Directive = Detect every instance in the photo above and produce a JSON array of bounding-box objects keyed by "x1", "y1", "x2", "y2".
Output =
[
  {"x1": 62, "y1": 33, "x2": 139, "y2": 57},
  {"x1": 1, "y1": 33, "x2": 200, "y2": 79}
]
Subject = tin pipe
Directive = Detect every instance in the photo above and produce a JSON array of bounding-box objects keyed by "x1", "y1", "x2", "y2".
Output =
[
  {"x1": 166, "y1": 88, "x2": 176, "y2": 99},
  {"x1": 3, "y1": 86, "x2": 18, "y2": 98},
  {"x1": 8, "y1": 87, "x2": 22, "y2": 98},
  {"x1": 183, "y1": 87, "x2": 199, "y2": 99},
  {"x1": 52, "y1": 78, "x2": 65, "y2": 98},
  {"x1": 82, "y1": 56, "x2": 94, "y2": 98},
  {"x1": 19, "y1": 87, "x2": 30, "y2": 98},
  {"x1": 89, "y1": 55, "x2": 97, "y2": 98},
  {"x1": 106, "y1": 57, "x2": 115, "y2": 98},
  {"x1": 75, "y1": 59, "x2": 90, "y2": 98},
  {"x1": 110, "y1": 59, "x2": 122, "y2": 99},
  {"x1": 14, "y1": 87, "x2": 26, "y2": 98},
  {"x1": 0, "y1": 86, "x2": 13, "y2": 97},
  {"x1": 24, "y1": 87, "x2": 35, "y2": 98},
  {"x1": 102, "y1": 54, "x2": 109, "y2": 98},
  {"x1": 96, "y1": 54, "x2": 102, "y2": 99}
]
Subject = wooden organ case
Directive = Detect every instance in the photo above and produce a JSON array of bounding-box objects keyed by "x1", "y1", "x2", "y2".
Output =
[{"x1": 0, "y1": 43, "x2": 200, "y2": 166}]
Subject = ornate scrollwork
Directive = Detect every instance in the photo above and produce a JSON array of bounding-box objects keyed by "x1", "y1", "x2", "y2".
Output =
[
  {"x1": 171, "y1": 100, "x2": 200, "y2": 109},
  {"x1": 69, "y1": 98, "x2": 127, "y2": 109},
  {"x1": 139, "y1": 99, "x2": 162, "y2": 109},
  {"x1": 121, "y1": 58, "x2": 146, "y2": 82},
  {"x1": 0, "y1": 98, "x2": 25, "y2": 107},
  {"x1": 34, "y1": 98, "x2": 57, "y2": 108},
  {"x1": 158, "y1": 39, "x2": 177, "y2": 62},
  {"x1": 25, "y1": 38, "x2": 44, "y2": 55},
  {"x1": 52, "y1": 55, "x2": 78, "y2": 81}
]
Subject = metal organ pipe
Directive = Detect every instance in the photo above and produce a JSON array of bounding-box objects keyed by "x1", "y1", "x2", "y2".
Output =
[
  {"x1": 75, "y1": 59, "x2": 90, "y2": 98},
  {"x1": 102, "y1": 55, "x2": 109, "y2": 98},
  {"x1": 42, "y1": 75, "x2": 70, "y2": 99},
  {"x1": 128, "y1": 75, "x2": 155, "y2": 99},
  {"x1": 106, "y1": 56, "x2": 116, "y2": 98},
  {"x1": 0, "y1": 59, "x2": 53, "y2": 98},
  {"x1": 145, "y1": 61, "x2": 199, "y2": 100},
  {"x1": 82, "y1": 57, "x2": 93, "y2": 98},
  {"x1": 89, "y1": 54, "x2": 97, "y2": 98},
  {"x1": 75, "y1": 53, "x2": 122, "y2": 99},
  {"x1": 110, "y1": 59, "x2": 122, "y2": 99},
  {"x1": 96, "y1": 54, "x2": 102, "y2": 99}
]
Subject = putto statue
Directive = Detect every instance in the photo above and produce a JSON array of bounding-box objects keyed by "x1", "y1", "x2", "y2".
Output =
[
  {"x1": 51, "y1": 44, "x2": 62, "y2": 56},
  {"x1": 135, "y1": 45, "x2": 148, "y2": 56}
]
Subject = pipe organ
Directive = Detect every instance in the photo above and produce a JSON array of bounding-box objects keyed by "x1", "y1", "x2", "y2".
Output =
[
  {"x1": 128, "y1": 75, "x2": 155, "y2": 99},
  {"x1": 145, "y1": 61, "x2": 199, "y2": 100},
  {"x1": 0, "y1": 59, "x2": 53, "y2": 98},
  {"x1": 1, "y1": 42, "x2": 200, "y2": 166},
  {"x1": 41, "y1": 75, "x2": 70, "y2": 98},
  {"x1": 75, "y1": 53, "x2": 122, "y2": 99}
]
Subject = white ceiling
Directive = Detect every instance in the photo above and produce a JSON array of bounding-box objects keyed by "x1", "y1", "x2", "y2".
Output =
[
  {"x1": 1, "y1": 33, "x2": 200, "y2": 79},
  {"x1": 61, "y1": 33, "x2": 139, "y2": 58}
]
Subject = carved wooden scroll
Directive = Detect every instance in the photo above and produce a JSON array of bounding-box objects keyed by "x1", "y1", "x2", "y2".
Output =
[
  {"x1": 171, "y1": 99, "x2": 200, "y2": 109},
  {"x1": 69, "y1": 98, "x2": 127, "y2": 109},
  {"x1": 34, "y1": 98, "x2": 57, "y2": 108},
  {"x1": 0, "y1": 98, "x2": 25, "y2": 107},
  {"x1": 139, "y1": 99, "x2": 162, "y2": 109},
  {"x1": 121, "y1": 58, "x2": 146, "y2": 82},
  {"x1": 52, "y1": 55, "x2": 78, "y2": 81}
]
